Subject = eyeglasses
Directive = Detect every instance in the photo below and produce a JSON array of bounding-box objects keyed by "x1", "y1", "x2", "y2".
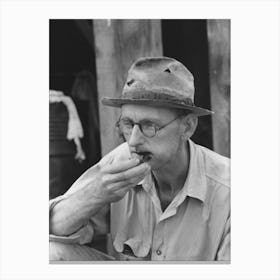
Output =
[{"x1": 116, "y1": 115, "x2": 183, "y2": 138}]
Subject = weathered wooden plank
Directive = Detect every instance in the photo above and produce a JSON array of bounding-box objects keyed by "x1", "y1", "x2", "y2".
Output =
[
  {"x1": 93, "y1": 19, "x2": 163, "y2": 156},
  {"x1": 207, "y1": 19, "x2": 230, "y2": 157}
]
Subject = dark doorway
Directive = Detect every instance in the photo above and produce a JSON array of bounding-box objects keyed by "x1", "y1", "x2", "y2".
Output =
[
  {"x1": 49, "y1": 20, "x2": 101, "y2": 199},
  {"x1": 162, "y1": 20, "x2": 213, "y2": 150},
  {"x1": 50, "y1": 20, "x2": 96, "y2": 93}
]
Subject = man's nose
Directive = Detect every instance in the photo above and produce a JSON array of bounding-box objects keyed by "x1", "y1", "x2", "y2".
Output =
[{"x1": 127, "y1": 124, "x2": 145, "y2": 147}]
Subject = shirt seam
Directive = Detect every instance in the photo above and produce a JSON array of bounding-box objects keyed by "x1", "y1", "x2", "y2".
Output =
[{"x1": 205, "y1": 174, "x2": 230, "y2": 189}]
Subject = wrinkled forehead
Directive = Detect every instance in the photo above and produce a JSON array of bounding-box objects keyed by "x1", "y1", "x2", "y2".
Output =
[{"x1": 120, "y1": 104, "x2": 177, "y2": 121}]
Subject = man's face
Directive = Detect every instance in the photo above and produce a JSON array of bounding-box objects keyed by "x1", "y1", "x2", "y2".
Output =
[{"x1": 120, "y1": 104, "x2": 184, "y2": 171}]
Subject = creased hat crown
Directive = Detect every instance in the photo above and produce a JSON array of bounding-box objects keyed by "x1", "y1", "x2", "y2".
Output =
[
  {"x1": 102, "y1": 56, "x2": 213, "y2": 116},
  {"x1": 123, "y1": 57, "x2": 194, "y2": 103}
]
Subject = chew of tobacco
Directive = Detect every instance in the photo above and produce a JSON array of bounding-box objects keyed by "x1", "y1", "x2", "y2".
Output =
[
  {"x1": 131, "y1": 152, "x2": 151, "y2": 163},
  {"x1": 110, "y1": 144, "x2": 151, "y2": 166}
]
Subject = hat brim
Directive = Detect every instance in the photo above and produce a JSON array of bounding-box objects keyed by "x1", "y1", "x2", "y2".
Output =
[{"x1": 102, "y1": 98, "x2": 214, "y2": 116}]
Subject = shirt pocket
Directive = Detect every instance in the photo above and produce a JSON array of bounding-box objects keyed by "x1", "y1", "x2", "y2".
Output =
[{"x1": 113, "y1": 237, "x2": 151, "y2": 259}]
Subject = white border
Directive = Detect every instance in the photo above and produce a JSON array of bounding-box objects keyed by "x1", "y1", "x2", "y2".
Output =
[{"x1": 0, "y1": 0, "x2": 280, "y2": 279}]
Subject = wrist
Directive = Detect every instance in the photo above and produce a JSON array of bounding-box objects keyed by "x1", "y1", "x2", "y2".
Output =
[{"x1": 74, "y1": 186, "x2": 107, "y2": 216}]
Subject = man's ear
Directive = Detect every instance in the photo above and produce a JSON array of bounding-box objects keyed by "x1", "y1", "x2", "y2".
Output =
[{"x1": 181, "y1": 114, "x2": 198, "y2": 140}]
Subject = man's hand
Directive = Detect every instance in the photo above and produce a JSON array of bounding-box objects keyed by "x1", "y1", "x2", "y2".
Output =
[
  {"x1": 50, "y1": 152, "x2": 150, "y2": 237},
  {"x1": 86, "y1": 157, "x2": 150, "y2": 204}
]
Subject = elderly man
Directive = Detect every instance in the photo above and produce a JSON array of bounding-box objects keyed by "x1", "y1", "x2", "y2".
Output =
[{"x1": 49, "y1": 57, "x2": 230, "y2": 261}]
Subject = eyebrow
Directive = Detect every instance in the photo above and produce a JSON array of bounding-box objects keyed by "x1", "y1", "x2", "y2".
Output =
[{"x1": 120, "y1": 116, "x2": 162, "y2": 124}]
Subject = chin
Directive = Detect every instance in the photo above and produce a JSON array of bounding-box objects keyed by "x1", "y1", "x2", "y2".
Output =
[
  {"x1": 150, "y1": 158, "x2": 172, "y2": 172},
  {"x1": 147, "y1": 159, "x2": 162, "y2": 171}
]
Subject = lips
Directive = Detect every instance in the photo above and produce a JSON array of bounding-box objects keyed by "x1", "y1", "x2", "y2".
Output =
[{"x1": 131, "y1": 151, "x2": 152, "y2": 163}]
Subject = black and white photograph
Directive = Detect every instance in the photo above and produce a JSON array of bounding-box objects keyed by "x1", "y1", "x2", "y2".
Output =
[
  {"x1": 0, "y1": 0, "x2": 280, "y2": 279},
  {"x1": 49, "y1": 19, "x2": 230, "y2": 262}
]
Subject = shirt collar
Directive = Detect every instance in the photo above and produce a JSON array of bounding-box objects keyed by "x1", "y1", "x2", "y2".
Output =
[
  {"x1": 182, "y1": 139, "x2": 207, "y2": 203},
  {"x1": 140, "y1": 172, "x2": 153, "y2": 193}
]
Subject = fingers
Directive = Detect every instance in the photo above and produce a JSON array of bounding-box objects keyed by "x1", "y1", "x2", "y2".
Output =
[
  {"x1": 115, "y1": 162, "x2": 150, "y2": 182},
  {"x1": 104, "y1": 162, "x2": 150, "y2": 184},
  {"x1": 103, "y1": 158, "x2": 140, "y2": 174},
  {"x1": 108, "y1": 173, "x2": 146, "y2": 192}
]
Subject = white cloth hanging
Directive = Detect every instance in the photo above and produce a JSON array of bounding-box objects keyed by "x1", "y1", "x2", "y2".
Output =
[{"x1": 50, "y1": 90, "x2": 86, "y2": 162}]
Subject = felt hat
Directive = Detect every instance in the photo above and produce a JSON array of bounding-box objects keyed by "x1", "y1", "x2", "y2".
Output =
[{"x1": 102, "y1": 56, "x2": 213, "y2": 116}]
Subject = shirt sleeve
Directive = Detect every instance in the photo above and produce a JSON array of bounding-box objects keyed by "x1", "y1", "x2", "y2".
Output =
[
  {"x1": 49, "y1": 142, "x2": 130, "y2": 245},
  {"x1": 49, "y1": 195, "x2": 95, "y2": 245},
  {"x1": 216, "y1": 216, "x2": 231, "y2": 261}
]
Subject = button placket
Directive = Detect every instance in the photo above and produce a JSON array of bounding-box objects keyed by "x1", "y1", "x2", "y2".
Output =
[{"x1": 152, "y1": 221, "x2": 165, "y2": 260}]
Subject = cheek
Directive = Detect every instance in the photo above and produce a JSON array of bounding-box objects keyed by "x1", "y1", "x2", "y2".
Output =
[{"x1": 150, "y1": 135, "x2": 181, "y2": 161}]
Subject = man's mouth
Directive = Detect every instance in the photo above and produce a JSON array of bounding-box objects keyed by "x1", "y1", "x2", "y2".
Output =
[{"x1": 131, "y1": 151, "x2": 152, "y2": 163}]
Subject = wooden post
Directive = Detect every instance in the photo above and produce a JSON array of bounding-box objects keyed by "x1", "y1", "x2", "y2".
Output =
[
  {"x1": 207, "y1": 20, "x2": 230, "y2": 157},
  {"x1": 93, "y1": 19, "x2": 163, "y2": 156}
]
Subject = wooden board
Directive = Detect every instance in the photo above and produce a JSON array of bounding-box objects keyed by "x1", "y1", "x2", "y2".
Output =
[
  {"x1": 207, "y1": 20, "x2": 231, "y2": 157},
  {"x1": 93, "y1": 19, "x2": 163, "y2": 156}
]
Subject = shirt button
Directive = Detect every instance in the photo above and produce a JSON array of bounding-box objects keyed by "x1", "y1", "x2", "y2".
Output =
[{"x1": 156, "y1": 249, "x2": 162, "y2": 255}]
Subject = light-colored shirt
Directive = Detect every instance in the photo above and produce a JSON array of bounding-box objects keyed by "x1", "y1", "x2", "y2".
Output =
[{"x1": 50, "y1": 140, "x2": 230, "y2": 261}]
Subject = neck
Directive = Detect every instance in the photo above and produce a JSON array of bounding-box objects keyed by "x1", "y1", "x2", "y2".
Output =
[{"x1": 153, "y1": 140, "x2": 190, "y2": 197}]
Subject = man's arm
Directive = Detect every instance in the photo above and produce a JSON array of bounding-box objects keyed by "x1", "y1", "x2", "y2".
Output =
[
  {"x1": 49, "y1": 156, "x2": 150, "y2": 237},
  {"x1": 49, "y1": 185, "x2": 106, "y2": 237}
]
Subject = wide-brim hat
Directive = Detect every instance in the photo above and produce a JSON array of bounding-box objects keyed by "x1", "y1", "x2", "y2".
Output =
[{"x1": 102, "y1": 56, "x2": 213, "y2": 116}]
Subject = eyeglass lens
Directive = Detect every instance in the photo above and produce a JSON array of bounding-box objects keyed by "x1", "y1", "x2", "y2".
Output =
[{"x1": 118, "y1": 120, "x2": 156, "y2": 137}]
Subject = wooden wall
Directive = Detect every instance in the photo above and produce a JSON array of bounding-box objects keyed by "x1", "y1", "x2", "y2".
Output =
[
  {"x1": 207, "y1": 19, "x2": 231, "y2": 157},
  {"x1": 93, "y1": 19, "x2": 163, "y2": 156}
]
